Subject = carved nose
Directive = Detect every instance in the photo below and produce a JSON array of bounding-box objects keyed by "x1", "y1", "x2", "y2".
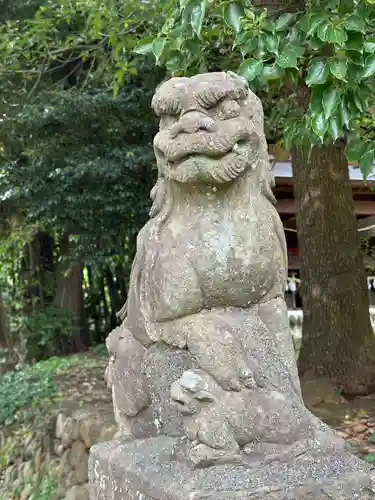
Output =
[{"x1": 170, "y1": 112, "x2": 217, "y2": 139}]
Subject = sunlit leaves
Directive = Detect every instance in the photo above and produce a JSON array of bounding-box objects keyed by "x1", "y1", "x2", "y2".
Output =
[
  {"x1": 276, "y1": 48, "x2": 299, "y2": 68},
  {"x1": 223, "y1": 2, "x2": 243, "y2": 33},
  {"x1": 152, "y1": 37, "x2": 167, "y2": 63},
  {"x1": 189, "y1": 0, "x2": 207, "y2": 36},
  {"x1": 364, "y1": 38, "x2": 375, "y2": 53},
  {"x1": 329, "y1": 57, "x2": 347, "y2": 80},
  {"x1": 306, "y1": 59, "x2": 329, "y2": 85},
  {"x1": 322, "y1": 88, "x2": 340, "y2": 119},
  {"x1": 311, "y1": 112, "x2": 327, "y2": 141},
  {"x1": 238, "y1": 59, "x2": 263, "y2": 81},
  {"x1": 133, "y1": 37, "x2": 154, "y2": 55},
  {"x1": 363, "y1": 54, "x2": 375, "y2": 78},
  {"x1": 325, "y1": 25, "x2": 348, "y2": 44},
  {"x1": 275, "y1": 13, "x2": 295, "y2": 31},
  {"x1": 346, "y1": 138, "x2": 375, "y2": 178}
]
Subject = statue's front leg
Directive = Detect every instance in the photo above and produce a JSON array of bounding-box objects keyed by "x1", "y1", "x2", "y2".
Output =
[
  {"x1": 105, "y1": 324, "x2": 150, "y2": 438},
  {"x1": 258, "y1": 297, "x2": 302, "y2": 396},
  {"x1": 186, "y1": 314, "x2": 257, "y2": 392}
]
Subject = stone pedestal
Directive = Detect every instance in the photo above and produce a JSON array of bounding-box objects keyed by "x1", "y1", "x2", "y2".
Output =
[{"x1": 89, "y1": 437, "x2": 375, "y2": 500}]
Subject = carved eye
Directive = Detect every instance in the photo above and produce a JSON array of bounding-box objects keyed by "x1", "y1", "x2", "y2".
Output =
[
  {"x1": 159, "y1": 115, "x2": 178, "y2": 130},
  {"x1": 216, "y1": 100, "x2": 241, "y2": 120}
]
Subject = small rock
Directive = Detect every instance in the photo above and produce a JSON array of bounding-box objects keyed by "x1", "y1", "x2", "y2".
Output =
[
  {"x1": 98, "y1": 425, "x2": 117, "y2": 443},
  {"x1": 61, "y1": 417, "x2": 80, "y2": 447},
  {"x1": 23, "y1": 460, "x2": 34, "y2": 480},
  {"x1": 79, "y1": 420, "x2": 102, "y2": 448},
  {"x1": 65, "y1": 470, "x2": 79, "y2": 488},
  {"x1": 35, "y1": 447, "x2": 43, "y2": 472},
  {"x1": 58, "y1": 449, "x2": 72, "y2": 480},
  {"x1": 20, "y1": 483, "x2": 33, "y2": 500},
  {"x1": 70, "y1": 441, "x2": 87, "y2": 469},
  {"x1": 336, "y1": 430, "x2": 349, "y2": 439},
  {"x1": 55, "y1": 442, "x2": 65, "y2": 456},
  {"x1": 351, "y1": 423, "x2": 368, "y2": 434},
  {"x1": 56, "y1": 413, "x2": 66, "y2": 439},
  {"x1": 65, "y1": 484, "x2": 90, "y2": 500},
  {"x1": 74, "y1": 454, "x2": 89, "y2": 484}
]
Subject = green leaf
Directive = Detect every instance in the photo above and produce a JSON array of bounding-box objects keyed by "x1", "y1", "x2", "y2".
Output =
[
  {"x1": 223, "y1": 3, "x2": 243, "y2": 33},
  {"x1": 310, "y1": 85, "x2": 325, "y2": 114},
  {"x1": 238, "y1": 59, "x2": 263, "y2": 81},
  {"x1": 152, "y1": 38, "x2": 167, "y2": 63},
  {"x1": 277, "y1": 48, "x2": 298, "y2": 68},
  {"x1": 345, "y1": 137, "x2": 366, "y2": 163},
  {"x1": 340, "y1": 101, "x2": 350, "y2": 128},
  {"x1": 306, "y1": 14, "x2": 324, "y2": 36},
  {"x1": 329, "y1": 57, "x2": 347, "y2": 80},
  {"x1": 364, "y1": 38, "x2": 375, "y2": 53},
  {"x1": 190, "y1": 0, "x2": 207, "y2": 36},
  {"x1": 325, "y1": 25, "x2": 348, "y2": 44},
  {"x1": 261, "y1": 64, "x2": 283, "y2": 81},
  {"x1": 264, "y1": 33, "x2": 279, "y2": 54},
  {"x1": 133, "y1": 37, "x2": 154, "y2": 55},
  {"x1": 328, "y1": 116, "x2": 341, "y2": 140},
  {"x1": 275, "y1": 13, "x2": 295, "y2": 31},
  {"x1": 238, "y1": 36, "x2": 258, "y2": 56},
  {"x1": 311, "y1": 112, "x2": 327, "y2": 141},
  {"x1": 317, "y1": 23, "x2": 329, "y2": 42},
  {"x1": 346, "y1": 138, "x2": 365, "y2": 162},
  {"x1": 354, "y1": 92, "x2": 365, "y2": 112},
  {"x1": 322, "y1": 88, "x2": 340, "y2": 118},
  {"x1": 364, "y1": 453, "x2": 375, "y2": 464},
  {"x1": 253, "y1": 36, "x2": 267, "y2": 59},
  {"x1": 345, "y1": 16, "x2": 366, "y2": 32},
  {"x1": 348, "y1": 50, "x2": 364, "y2": 66},
  {"x1": 359, "y1": 149, "x2": 375, "y2": 179},
  {"x1": 363, "y1": 54, "x2": 375, "y2": 78},
  {"x1": 346, "y1": 32, "x2": 365, "y2": 52},
  {"x1": 369, "y1": 432, "x2": 375, "y2": 443},
  {"x1": 306, "y1": 59, "x2": 329, "y2": 86}
]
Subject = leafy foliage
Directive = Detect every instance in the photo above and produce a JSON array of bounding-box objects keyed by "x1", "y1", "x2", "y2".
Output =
[
  {"x1": 2, "y1": 0, "x2": 374, "y2": 170},
  {"x1": 0, "y1": 355, "x2": 78, "y2": 425},
  {"x1": 0, "y1": 79, "x2": 159, "y2": 263},
  {"x1": 136, "y1": 0, "x2": 375, "y2": 175}
]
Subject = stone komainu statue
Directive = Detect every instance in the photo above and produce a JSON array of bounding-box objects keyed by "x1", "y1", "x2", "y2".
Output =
[{"x1": 91, "y1": 72, "x2": 375, "y2": 499}]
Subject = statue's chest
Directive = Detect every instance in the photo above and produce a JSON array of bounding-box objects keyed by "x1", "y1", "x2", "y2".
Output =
[{"x1": 162, "y1": 205, "x2": 285, "y2": 308}]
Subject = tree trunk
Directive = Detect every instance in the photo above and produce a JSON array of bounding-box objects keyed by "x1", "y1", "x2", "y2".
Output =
[
  {"x1": 100, "y1": 277, "x2": 111, "y2": 334},
  {"x1": 105, "y1": 266, "x2": 120, "y2": 329},
  {"x1": 115, "y1": 262, "x2": 128, "y2": 305},
  {"x1": 87, "y1": 265, "x2": 101, "y2": 343},
  {"x1": 55, "y1": 235, "x2": 86, "y2": 352},
  {"x1": 0, "y1": 293, "x2": 9, "y2": 348},
  {"x1": 292, "y1": 141, "x2": 375, "y2": 396}
]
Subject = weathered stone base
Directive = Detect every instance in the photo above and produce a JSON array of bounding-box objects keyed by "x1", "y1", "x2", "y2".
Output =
[{"x1": 89, "y1": 437, "x2": 375, "y2": 500}]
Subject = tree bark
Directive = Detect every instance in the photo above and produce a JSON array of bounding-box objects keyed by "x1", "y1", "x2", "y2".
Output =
[
  {"x1": 0, "y1": 293, "x2": 9, "y2": 348},
  {"x1": 292, "y1": 141, "x2": 375, "y2": 396},
  {"x1": 87, "y1": 265, "x2": 101, "y2": 343},
  {"x1": 54, "y1": 235, "x2": 86, "y2": 352},
  {"x1": 105, "y1": 266, "x2": 120, "y2": 329}
]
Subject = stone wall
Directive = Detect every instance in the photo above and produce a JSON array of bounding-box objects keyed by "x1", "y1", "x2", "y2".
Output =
[{"x1": 0, "y1": 409, "x2": 116, "y2": 500}]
